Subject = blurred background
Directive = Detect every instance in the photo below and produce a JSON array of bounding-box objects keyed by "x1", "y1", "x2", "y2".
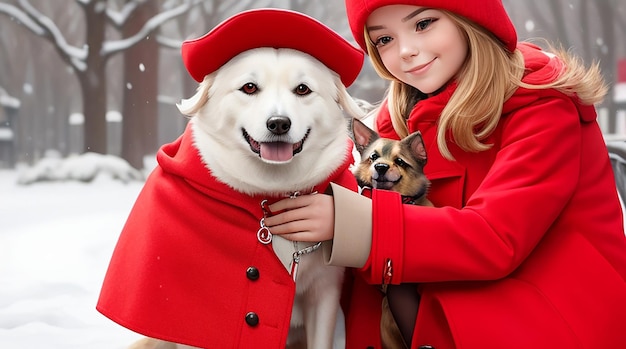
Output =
[
  {"x1": 0, "y1": 0, "x2": 625, "y2": 171},
  {"x1": 1, "y1": 2, "x2": 625, "y2": 348}
]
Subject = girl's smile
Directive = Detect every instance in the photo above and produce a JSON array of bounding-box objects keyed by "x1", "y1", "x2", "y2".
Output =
[{"x1": 405, "y1": 58, "x2": 435, "y2": 75}]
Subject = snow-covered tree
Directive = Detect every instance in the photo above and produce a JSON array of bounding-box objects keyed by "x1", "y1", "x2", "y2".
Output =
[{"x1": 0, "y1": 0, "x2": 200, "y2": 160}]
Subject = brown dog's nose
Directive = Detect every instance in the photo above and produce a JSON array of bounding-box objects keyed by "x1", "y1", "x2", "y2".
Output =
[
  {"x1": 374, "y1": 163, "x2": 389, "y2": 176},
  {"x1": 267, "y1": 116, "x2": 291, "y2": 135}
]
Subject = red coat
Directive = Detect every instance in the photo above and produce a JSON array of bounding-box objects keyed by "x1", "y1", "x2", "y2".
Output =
[
  {"x1": 97, "y1": 124, "x2": 358, "y2": 348},
  {"x1": 344, "y1": 43, "x2": 626, "y2": 348}
]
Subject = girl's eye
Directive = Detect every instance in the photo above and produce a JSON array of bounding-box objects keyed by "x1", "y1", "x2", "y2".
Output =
[
  {"x1": 374, "y1": 36, "x2": 393, "y2": 48},
  {"x1": 294, "y1": 84, "x2": 312, "y2": 96},
  {"x1": 369, "y1": 152, "x2": 380, "y2": 161},
  {"x1": 240, "y1": 83, "x2": 258, "y2": 94},
  {"x1": 415, "y1": 18, "x2": 438, "y2": 32}
]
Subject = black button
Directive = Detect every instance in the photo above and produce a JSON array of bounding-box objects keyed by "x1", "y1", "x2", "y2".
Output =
[
  {"x1": 246, "y1": 266, "x2": 260, "y2": 281},
  {"x1": 245, "y1": 312, "x2": 259, "y2": 326}
]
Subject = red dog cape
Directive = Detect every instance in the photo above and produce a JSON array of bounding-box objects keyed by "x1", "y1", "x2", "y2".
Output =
[
  {"x1": 97, "y1": 124, "x2": 357, "y2": 348},
  {"x1": 99, "y1": 7, "x2": 364, "y2": 348}
]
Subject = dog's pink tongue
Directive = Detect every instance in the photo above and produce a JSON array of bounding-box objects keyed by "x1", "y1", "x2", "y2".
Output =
[{"x1": 260, "y1": 142, "x2": 293, "y2": 162}]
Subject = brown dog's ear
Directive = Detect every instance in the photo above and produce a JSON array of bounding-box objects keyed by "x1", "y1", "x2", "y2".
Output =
[
  {"x1": 403, "y1": 131, "x2": 427, "y2": 165},
  {"x1": 351, "y1": 118, "x2": 379, "y2": 155}
]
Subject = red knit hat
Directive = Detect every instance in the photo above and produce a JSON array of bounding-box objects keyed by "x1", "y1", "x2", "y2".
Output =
[
  {"x1": 345, "y1": 0, "x2": 517, "y2": 52},
  {"x1": 181, "y1": 8, "x2": 364, "y2": 87}
]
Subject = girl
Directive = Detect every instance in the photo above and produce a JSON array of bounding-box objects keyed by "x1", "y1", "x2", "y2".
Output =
[{"x1": 265, "y1": 1, "x2": 626, "y2": 348}]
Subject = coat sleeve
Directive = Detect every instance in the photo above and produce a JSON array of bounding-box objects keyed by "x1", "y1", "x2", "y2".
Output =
[
  {"x1": 323, "y1": 183, "x2": 373, "y2": 268},
  {"x1": 365, "y1": 92, "x2": 583, "y2": 284}
]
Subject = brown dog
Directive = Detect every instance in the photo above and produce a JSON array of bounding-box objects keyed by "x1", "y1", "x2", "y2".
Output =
[{"x1": 351, "y1": 117, "x2": 432, "y2": 349}]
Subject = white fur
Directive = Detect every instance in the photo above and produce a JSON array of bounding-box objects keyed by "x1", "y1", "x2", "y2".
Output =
[{"x1": 174, "y1": 48, "x2": 364, "y2": 349}]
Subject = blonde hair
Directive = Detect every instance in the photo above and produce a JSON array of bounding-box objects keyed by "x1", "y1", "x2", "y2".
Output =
[{"x1": 365, "y1": 11, "x2": 608, "y2": 160}]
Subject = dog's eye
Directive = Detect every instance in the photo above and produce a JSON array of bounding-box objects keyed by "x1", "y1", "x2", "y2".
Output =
[
  {"x1": 395, "y1": 158, "x2": 409, "y2": 168},
  {"x1": 369, "y1": 153, "x2": 379, "y2": 161},
  {"x1": 294, "y1": 84, "x2": 312, "y2": 96},
  {"x1": 240, "y1": 83, "x2": 258, "y2": 95}
]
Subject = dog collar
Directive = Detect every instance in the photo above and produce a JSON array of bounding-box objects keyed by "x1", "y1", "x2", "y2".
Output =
[
  {"x1": 401, "y1": 185, "x2": 428, "y2": 205},
  {"x1": 359, "y1": 186, "x2": 373, "y2": 198},
  {"x1": 359, "y1": 185, "x2": 427, "y2": 205}
]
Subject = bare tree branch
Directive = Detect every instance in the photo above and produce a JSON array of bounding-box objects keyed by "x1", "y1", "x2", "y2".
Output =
[
  {"x1": 155, "y1": 34, "x2": 182, "y2": 49},
  {"x1": 101, "y1": 0, "x2": 201, "y2": 57},
  {"x1": 0, "y1": 0, "x2": 89, "y2": 71},
  {"x1": 106, "y1": 0, "x2": 141, "y2": 27},
  {"x1": 0, "y1": 2, "x2": 44, "y2": 35}
]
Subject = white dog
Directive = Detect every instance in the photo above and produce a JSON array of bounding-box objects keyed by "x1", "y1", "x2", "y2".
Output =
[
  {"x1": 124, "y1": 47, "x2": 364, "y2": 349},
  {"x1": 98, "y1": 9, "x2": 365, "y2": 349},
  {"x1": 182, "y1": 47, "x2": 363, "y2": 348}
]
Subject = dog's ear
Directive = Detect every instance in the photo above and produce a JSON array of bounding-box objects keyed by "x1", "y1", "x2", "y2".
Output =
[
  {"x1": 403, "y1": 131, "x2": 427, "y2": 165},
  {"x1": 351, "y1": 118, "x2": 379, "y2": 155},
  {"x1": 335, "y1": 79, "x2": 367, "y2": 120},
  {"x1": 176, "y1": 75, "x2": 215, "y2": 117}
]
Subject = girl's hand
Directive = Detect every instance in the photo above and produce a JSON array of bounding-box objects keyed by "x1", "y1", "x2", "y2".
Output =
[{"x1": 263, "y1": 193, "x2": 335, "y2": 242}]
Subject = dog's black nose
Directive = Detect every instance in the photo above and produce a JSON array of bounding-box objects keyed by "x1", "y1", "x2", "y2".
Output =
[
  {"x1": 266, "y1": 116, "x2": 291, "y2": 135},
  {"x1": 374, "y1": 163, "x2": 389, "y2": 176}
]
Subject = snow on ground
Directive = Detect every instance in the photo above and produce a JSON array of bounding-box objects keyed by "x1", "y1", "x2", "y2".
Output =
[{"x1": 0, "y1": 169, "x2": 145, "y2": 349}]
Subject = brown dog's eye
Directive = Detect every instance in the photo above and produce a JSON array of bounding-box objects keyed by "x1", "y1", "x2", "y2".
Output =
[
  {"x1": 240, "y1": 83, "x2": 258, "y2": 94},
  {"x1": 369, "y1": 152, "x2": 380, "y2": 161},
  {"x1": 395, "y1": 158, "x2": 409, "y2": 168},
  {"x1": 294, "y1": 84, "x2": 312, "y2": 96}
]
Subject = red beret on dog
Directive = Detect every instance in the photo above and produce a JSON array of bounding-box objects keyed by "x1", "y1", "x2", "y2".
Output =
[
  {"x1": 181, "y1": 8, "x2": 364, "y2": 87},
  {"x1": 345, "y1": 0, "x2": 517, "y2": 53}
]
